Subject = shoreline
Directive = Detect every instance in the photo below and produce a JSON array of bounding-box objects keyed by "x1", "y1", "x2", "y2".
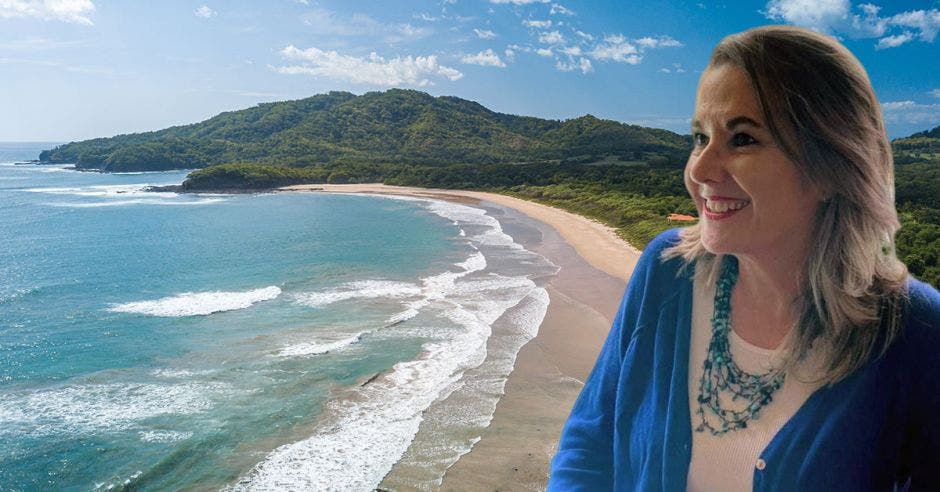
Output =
[
  {"x1": 281, "y1": 183, "x2": 639, "y2": 489},
  {"x1": 280, "y1": 184, "x2": 641, "y2": 282}
]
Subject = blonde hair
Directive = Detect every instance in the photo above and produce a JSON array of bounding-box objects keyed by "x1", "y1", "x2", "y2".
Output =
[{"x1": 665, "y1": 25, "x2": 908, "y2": 386}]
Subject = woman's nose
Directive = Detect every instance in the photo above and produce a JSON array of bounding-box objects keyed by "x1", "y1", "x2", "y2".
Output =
[{"x1": 687, "y1": 142, "x2": 728, "y2": 185}]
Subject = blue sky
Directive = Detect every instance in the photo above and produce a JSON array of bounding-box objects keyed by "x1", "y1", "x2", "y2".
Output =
[{"x1": 1, "y1": 0, "x2": 938, "y2": 141}]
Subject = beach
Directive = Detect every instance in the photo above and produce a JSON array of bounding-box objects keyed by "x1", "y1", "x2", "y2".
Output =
[{"x1": 282, "y1": 184, "x2": 640, "y2": 490}]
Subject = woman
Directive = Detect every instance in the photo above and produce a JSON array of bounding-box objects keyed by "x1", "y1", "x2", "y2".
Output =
[{"x1": 549, "y1": 25, "x2": 940, "y2": 491}]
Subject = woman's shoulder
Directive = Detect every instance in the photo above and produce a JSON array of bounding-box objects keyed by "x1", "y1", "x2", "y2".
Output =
[
  {"x1": 628, "y1": 228, "x2": 691, "y2": 296},
  {"x1": 903, "y1": 278, "x2": 940, "y2": 340},
  {"x1": 639, "y1": 228, "x2": 691, "y2": 279},
  {"x1": 890, "y1": 278, "x2": 940, "y2": 375},
  {"x1": 644, "y1": 227, "x2": 684, "y2": 255},
  {"x1": 635, "y1": 228, "x2": 683, "y2": 270}
]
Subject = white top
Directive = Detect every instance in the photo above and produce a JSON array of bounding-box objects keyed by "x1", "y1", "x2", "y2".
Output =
[{"x1": 686, "y1": 267, "x2": 824, "y2": 492}]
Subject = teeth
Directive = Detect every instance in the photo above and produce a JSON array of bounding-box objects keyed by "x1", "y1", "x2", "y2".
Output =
[{"x1": 706, "y1": 199, "x2": 749, "y2": 214}]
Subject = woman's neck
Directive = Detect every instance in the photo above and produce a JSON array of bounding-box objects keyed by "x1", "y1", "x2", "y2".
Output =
[{"x1": 729, "y1": 250, "x2": 807, "y2": 350}]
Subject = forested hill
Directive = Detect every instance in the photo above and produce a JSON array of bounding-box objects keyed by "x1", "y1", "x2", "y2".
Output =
[
  {"x1": 38, "y1": 89, "x2": 691, "y2": 172},
  {"x1": 892, "y1": 125, "x2": 940, "y2": 161}
]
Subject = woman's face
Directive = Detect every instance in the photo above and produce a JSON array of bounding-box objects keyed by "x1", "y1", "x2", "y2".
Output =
[{"x1": 685, "y1": 63, "x2": 823, "y2": 259}]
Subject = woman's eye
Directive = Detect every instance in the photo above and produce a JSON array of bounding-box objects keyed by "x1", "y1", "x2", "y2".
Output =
[
  {"x1": 693, "y1": 133, "x2": 709, "y2": 147},
  {"x1": 732, "y1": 133, "x2": 757, "y2": 147}
]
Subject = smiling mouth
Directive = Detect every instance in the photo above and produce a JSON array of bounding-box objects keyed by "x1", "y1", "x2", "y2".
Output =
[
  {"x1": 704, "y1": 198, "x2": 751, "y2": 214},
  {"x1": 703, "y1": 197, "x2": 751, "y2": 219}
]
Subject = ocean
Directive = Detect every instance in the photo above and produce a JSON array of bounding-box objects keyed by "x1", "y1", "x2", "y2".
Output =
[{"x1": 0, "y1": 143, "x2": 558, "y2": 490}]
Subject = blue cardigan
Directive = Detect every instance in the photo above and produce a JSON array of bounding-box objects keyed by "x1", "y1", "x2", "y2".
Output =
[{"x1": 549, "y1": 229, "x2": 940, "y2": 491}]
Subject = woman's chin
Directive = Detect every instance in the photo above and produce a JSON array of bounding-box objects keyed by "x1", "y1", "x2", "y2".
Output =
[{"x1": 699, "y1": 230, "x2": 738, "y2": 256}]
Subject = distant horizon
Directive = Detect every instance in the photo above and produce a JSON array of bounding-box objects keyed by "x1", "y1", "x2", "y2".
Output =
[{"x1": 2, "y1": 1, "x2": 939, "y2": 141}]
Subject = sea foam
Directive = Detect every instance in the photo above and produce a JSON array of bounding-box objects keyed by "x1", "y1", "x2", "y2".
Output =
[
  {"x1": 230, "y1": 260, "x2": 547, "y2": 491},
  {"x1": 385, "y1": 287, "x2": 550, "y2": 489},
  {"x1": 108, "y1": 286, "x2": 281, "y2": 317},
  {"x1": 0, "y1": 382, "x2": 230, "y2": 437},
  {"x1": 51, "y1": 198, "x2": 225, "y2": 208},
  {"x1": 139, "y1": 430, "x2": 194, "y2": 443},
  {"x1": 293, "y1": 280, "x2": 422, "y2": 308},
  {"x1": 23, "y1": 183, "x2": 226, "y2": 207},
  {"x1": 24, "y1": 184, "x2": 164, "y2": 197},
  {"x1": 227, "y1": 194, "x2": 556, "y2": 490},
  {"x1": 228, "y1": 279, "x2": 548, "y2": 491},
  {"x1": 275, "y1": 333, "x2": 365, "y2": 357}
]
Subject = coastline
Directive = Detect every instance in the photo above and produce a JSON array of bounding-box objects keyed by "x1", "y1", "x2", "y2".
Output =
[
  {"x1": 280, "y1": 184, "x2": 640, "y2": 283},
  {"x1": 281, "y1": 183, "x2": 638, "y2": 489}
]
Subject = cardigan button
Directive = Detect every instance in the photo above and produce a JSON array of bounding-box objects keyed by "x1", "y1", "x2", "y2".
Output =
[{"x1": 756, "y1": 458, "x2": 766, "y2": 471}]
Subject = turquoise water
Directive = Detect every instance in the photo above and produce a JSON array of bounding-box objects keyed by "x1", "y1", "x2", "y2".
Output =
[{"x1": 0, "y1": 143, "x2": 555, "y2": 490}]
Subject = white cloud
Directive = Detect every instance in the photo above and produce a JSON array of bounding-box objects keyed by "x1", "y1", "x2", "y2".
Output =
[
  {"x1": 474, "y1": 28, "x2": 496, "y2": 39},
  {"x1": 504, "y1": 48, "x2": 515, "y2": 60},
  {"x1": 550, "y1": 3, "x2": 574, "y2": 15},
  {"x1": 764, "y1": 1, "x2": 940, "y2": 49},
  {"x1": 660, "y1": 63, "x2": 686, "y2": 74},
  {"x1": 194, "y1": 5, "x2": 216, "y2": 18},
  {"x1": 589, "y1": 34, "x2": 641, "y2": 64},
  {"x1": 527, "y1": 31, "x2": 684, "y2": 69},
  {"x1": 396, "y1": 24, "x2": 429, "y2": 41},
  {"x1": 538, "y1": 30, "x2": 564, "y2": 44},
  {"x1": 888, "y1": 9, "x2": 940, "y2": 42},
  {"x1": 521, "y1": 22, "x2": 680, "y2": 71},
  {"x1": 300, "y1": 8, "x2": 431, "y2": 43},
  {"x1": 523, "y1": 19, "x2": 552, "y2": 28},
  {"x1": 881, "y1": 100, "x2": 940, "y2": 126},
  {"x1": 578, "y1": 57, "x2": 593, "y2": 73},
  {"x1": 931, "y1": 89, "x2": 940, "y2": 98},
  {"x1": 875, "y1": 32, "x2": 913, "y2": 49},
  {"x1": 850, "y1": 3, "x2": 888, "y2": 37},
  {"x1": 634, "y1": 35, "x2": 683, "y2": 48},
  {"x1": 0, "y1": 0, "x2": 95, "y2": 25},
  {"x1": 489, "y1": 0, "x2": 549, "y2": 4},
  {"x1": 277, "y1": 45, "x2": 463, "y2": 86},
  {"x1": 554, "y1": 57, "x2": 592, "y2": 74},
  {"x1": 414, "y1": 12, "x2": 438, "y2": 22},
  {"x1": 764, "y1": 0, "x2": 850, "y2": 32},
  {"x1": 461, "y1": 48, "x2": 506, "y2": 67},
  {"x1": 575, "y1": 30, "x2": 594, "y2": 41},
  {"x1": 882, "y1": 101, "x2": 916, "y2": 110}
]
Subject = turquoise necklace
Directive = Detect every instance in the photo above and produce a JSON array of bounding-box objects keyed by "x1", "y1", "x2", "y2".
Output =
[{"x1": 694, "y1": 255, "x2": 786, "y2": 435}]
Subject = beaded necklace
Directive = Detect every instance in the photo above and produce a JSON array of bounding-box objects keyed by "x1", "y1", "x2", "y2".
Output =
[{"x1": 694, "y1": 255, "x2": 787, "y2": 435}]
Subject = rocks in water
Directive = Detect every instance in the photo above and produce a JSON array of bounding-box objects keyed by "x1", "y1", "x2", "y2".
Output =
[{"x1": 143, "y1": 185, "x2": 184, "y2": 193}]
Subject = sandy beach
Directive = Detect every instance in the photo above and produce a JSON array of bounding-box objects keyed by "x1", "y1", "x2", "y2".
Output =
[
  {"x1": 280, "y1": 184, "x2": 641, "y2": 283},
  {"x1": 281, "y1": 183, "x2": 641, "y2": 490}
]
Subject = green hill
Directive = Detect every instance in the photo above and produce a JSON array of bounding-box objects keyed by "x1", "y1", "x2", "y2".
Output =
[
  {"x1": 893, "y1": 124, "x2": 940, "y2": 165},
  {"x1": 36, "y1": 95, "x2": 940, "y2": 287},
  {"x1": 38, "y1": 89, "x2": 691, "y2": 172}
]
